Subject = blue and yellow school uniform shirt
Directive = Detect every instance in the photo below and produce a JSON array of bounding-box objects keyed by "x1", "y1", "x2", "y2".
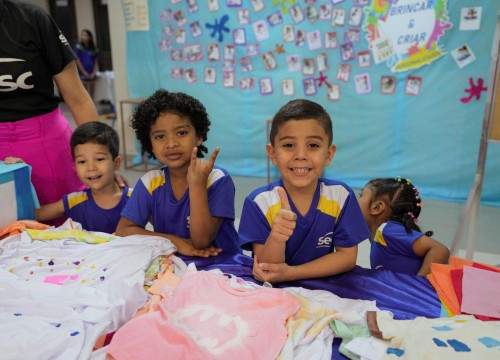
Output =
[
  {"x1": 120, "y1": 166, "x2": 239, "y2": 255},
  {"x1": 238, "y1": 179, "x2": 369, "y2": 266},
  {"x1": 63, "y1": 186, "x2": 132, "y2": 234},
  {"x1": 370, "y1": 221, "x2": 424, "y2": 275}
]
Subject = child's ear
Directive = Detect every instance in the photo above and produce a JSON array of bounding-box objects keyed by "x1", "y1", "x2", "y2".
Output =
[
  {"x1": 196, "y1": 135, "x2": 203, "y2": 147},
  {"x1": 114, "y1": 156, "x2": 122, "y2": 170},
  {"x1": 371, "y1": 200, "x2": 386, "y2": 215},
  {"x1": 266, "y1": 144, "x2": 277, "y2": 165},
  {"x1": 324, "y1": 144, "x2": 336, "y2": 166}
]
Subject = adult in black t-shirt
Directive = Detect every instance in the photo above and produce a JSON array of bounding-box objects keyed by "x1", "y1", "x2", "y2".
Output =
[{"x1": 0, "y1": 0, "x2": 99, "y2": 225}]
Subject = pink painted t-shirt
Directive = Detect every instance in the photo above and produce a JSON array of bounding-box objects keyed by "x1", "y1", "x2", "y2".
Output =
[{"x1": 108, "y1": 270, "x2": 301, "y2": 359}]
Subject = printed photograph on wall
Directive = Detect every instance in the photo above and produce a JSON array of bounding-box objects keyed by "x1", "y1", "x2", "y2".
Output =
[
  {"x1": 189, "y1": 21, "x2": 202, "y2": 37},
  {"x1": 325, "y1": 31, "x2": 338, "y2": 49},
  {"x1": 204, "y1": 67, "x2": 216, "y2": 84},
  {"x1": 340, "y1": 42, "x2": 355, "y2": 61},
  {"x1": 307, "y1": 30, "x2": 322, "y2": 50},
  {"x1": 327, "y1": 83, "x2": 340, "y2": 101},
  {"x1": 405, "y1": 76, "x2": 422, "y2": 96},
  {"x1": 354, "y1": 73, "x2": 371, "y2": 94},
  {"x1": 240, "y1": 56, "x2": 253, "y2": 73},
  {"x1": 282, "y1": 78, "x2": 295, "y2": 96},
  {"x1": 239, "y1": 77, "x2": 254, "y2": 90},
  {"x1": 238, "y1": 8, "x2": 250, "y2": 25},
  {"x1": 296, "y1": 29, "x2": 306, "y2": 47},
  {"x1": 224, "y1": 44, "x2": 235, "y2": 60},
  {"x1": 337, "y1": 63, "x2": 351, "y2": 82},
  {"x1": 227, "y1": 0, "x2": 242, "y2": 8},
  {"x1": 302, "y1": 58, "x2": 315, "y2": 76},
  {"x1": 344, "y1": 28, "x2": 360, "y2": 43},
  {"x1": 207, "y1": 43, "x2": 220, "y2": 62},
  {"x1": 262, "y1": 51, "x2": 277, "y2": 70},
  {"x1": 348, "y1": 6, "x2": 363, "y2": 26},
  {"x1": 251, "y1": 0, "x2": 265, "y2": 13},
  {"x1": 287, "y1": 54, "x2": 301, "y2": 72},
  {"x1": 185, "y1": 68, "x2": 197, "y2": 83},
  {"x1": 208, "y1": 0, "x2": 219, "y2": 12},
  {"x1": 259, "y1": 77, "x2": 273, "y2": 94},
  {"x1": 451, "y1": 44, "x2": 476, "y2": 68},
  {"x1": 332, "y1": 8, "x2": 346, "y2": 26},
  {"x1": 283, "y1": 24, "x2": 295, "y2": 42},
  {"x1": 253, "y1": 20, "x2": 269, "y2": 41},
  {"x1": 357, "y1": 50, "x2": 371, "y2": 68},
  {"x1": 223, "y1": 71, "x2": 235, "y2": 88},
  {"x1": 175, "y1": 29, "x2": 186, "y2": 44},
  {"x1": 317, "y1": 53, "x2": 329, "y2": 72},
  {"x1": 233, "y1": 28, "x2": 247, "y2": 45},
  {"x1": 319, "y1": 3, "x2": 332, "y2": 20},
  {"x1": 171, "y1": 67, "x2": 183, "y2": 79},
  {"x1": 267, "y1": 11, "x2": 283, "y2": 27},
  {"x1": 380, "y1": 76, "x2": 396, "y2": 95},
  {"x1": 186, "y1": 0, "x2": 198, "y2": 12},
  {"x1": 303, "y1": 78, "x2": 317, "y2": 96},
  {"x1": 460, "y1": 6, "x2": 481, "y2": 30},
  {"x1": 183, "y1": 44, "x2": 203, "y2": 61},
  {"x1": 289, "y1": 4, "x2": 304, "y2": 24},
  {"x1": 246, "y1": 43, "x2": 260, "y2": 56}
]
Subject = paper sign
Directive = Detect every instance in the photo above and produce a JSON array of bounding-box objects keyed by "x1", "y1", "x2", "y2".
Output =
[{"x1": 123, "y1": 0, "x2": 150, "y2": 31}]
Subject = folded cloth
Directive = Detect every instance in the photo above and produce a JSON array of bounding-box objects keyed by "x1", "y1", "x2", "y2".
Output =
[
  {"x1": 0, "y1": 219, "x2": 49, "y2": 240},
  {"x1": 428, "y1": 256, "x2": 500, "y2": 318}
]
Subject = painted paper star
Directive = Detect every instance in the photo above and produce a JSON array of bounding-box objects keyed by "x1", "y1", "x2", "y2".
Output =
[
  {"x1": 407, "y1": 43, "x2": 420, "y2": 56},
  {"x1": 274, "y1": 44, "x2": 285, "y2": 54},
  {"x1": 315, "y1": 72, "x2": 329, "y2": 88},
  {"x1": 205, "y1": 15, "x2": 230, "y2": 42},
  {"x1": 460, "y1": 77, "x2": 487, "y2": 103}
]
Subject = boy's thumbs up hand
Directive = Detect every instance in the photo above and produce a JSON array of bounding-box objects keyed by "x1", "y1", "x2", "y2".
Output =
[
  {"x1": 278, "y1": 186, "x2": 292, "y2": 211},
  {"x1": 269, "y1": 187, "x2": 296, "y2": 243}
]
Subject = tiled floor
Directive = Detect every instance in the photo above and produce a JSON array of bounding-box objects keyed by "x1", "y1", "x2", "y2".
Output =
[{"x1": 63, "y1": 103, "x2": 500, "y2": 268}]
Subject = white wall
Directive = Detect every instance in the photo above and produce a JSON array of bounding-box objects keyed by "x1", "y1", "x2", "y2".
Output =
[
  {"x1": 75, "y1": 0, "x2": 95, "y2": 37},
  {"x1": 108, "y1": 0, "x2": 136, "y2": 156}
]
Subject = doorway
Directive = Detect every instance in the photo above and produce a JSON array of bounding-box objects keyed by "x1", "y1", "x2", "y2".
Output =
[
  {"x1": 48, "y1": 0, "x2": 78, "y2": 47},
  {"x1": 93, "y1": 0, "x2": 112, "y2": 71}
]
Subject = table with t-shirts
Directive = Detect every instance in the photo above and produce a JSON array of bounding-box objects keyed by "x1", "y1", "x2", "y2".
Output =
[{"x1": 5, "y1": 225, "x2": 488, "y2": 360}]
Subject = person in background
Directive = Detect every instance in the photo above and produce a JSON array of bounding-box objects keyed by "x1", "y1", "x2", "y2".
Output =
[
  {"x1": 74, "y1": 29, "x2": 100, "y2": 100},
  {"x1": 238, "y1": 99, "x2": 370, "y2": 284},
  {"x1": 358, "y1": 177, "x2": 450, "y2": 276},
  {"x1": 33, "y1": 122, "x2": 130, "y2": 233},
  {"x1": 116, "y1": 89, "x2": 240, "y2": 258},
  {"x1": 0, "y1": 1, "x2": 126, "y2": 226}
]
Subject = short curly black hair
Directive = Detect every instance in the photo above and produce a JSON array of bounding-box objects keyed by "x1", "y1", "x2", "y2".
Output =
[{"x1": 130, "y1": 89, "x2": 211, "y2": 159}]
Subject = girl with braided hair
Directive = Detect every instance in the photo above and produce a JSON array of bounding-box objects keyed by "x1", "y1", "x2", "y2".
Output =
[{"x1": 358, "y1": 177, "x2": 450, "y2": 276}]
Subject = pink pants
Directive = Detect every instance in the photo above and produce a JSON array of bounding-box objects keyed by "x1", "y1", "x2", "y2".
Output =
[{"x1": 0, "y1": 108, "x2": 85, "y2": 224}]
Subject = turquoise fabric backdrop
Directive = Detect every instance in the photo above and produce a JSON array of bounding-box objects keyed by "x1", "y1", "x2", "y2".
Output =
[{"x1": 124, "y1": 0, "x2": 500, "y2": 205}]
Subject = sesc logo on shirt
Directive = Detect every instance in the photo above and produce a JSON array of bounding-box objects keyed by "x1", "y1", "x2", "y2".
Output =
[
  {"x1": 317, "y1": 231, "x2": 333, "y2": 248},
  {"x1": 0, "y1": 58, "x2": 33, "y2": 92},
  {"x1": 59, "y1": 33, "x2": 69, "y2": 46}
]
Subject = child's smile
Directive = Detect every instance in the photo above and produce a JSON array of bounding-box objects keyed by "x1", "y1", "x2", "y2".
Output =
[
  {"x1": 267, "y1": 119, "x2": 335, "y2": 195},
  {"x1": 73, "y1": 143, "x2": 118, "y2": 192}
]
